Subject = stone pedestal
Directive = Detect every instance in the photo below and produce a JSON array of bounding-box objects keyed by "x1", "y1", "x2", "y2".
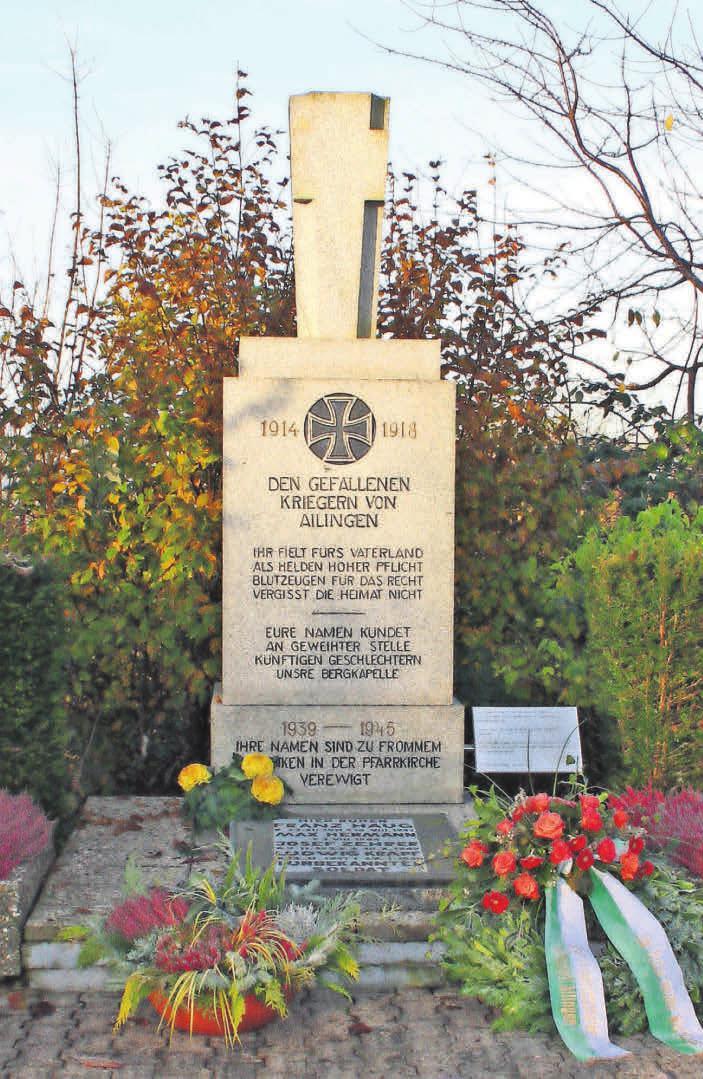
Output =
[{"x1": 212, "y1": 688, "x2": 465, "y2": 804}]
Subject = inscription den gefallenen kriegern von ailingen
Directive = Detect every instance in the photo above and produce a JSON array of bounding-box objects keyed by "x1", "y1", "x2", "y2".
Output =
[{"x1": 266, "y1": 473, "x2": 412, "y2": 529}]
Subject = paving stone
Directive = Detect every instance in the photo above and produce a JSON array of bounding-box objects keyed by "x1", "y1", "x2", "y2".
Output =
[{"x1": 3, "y1": 983, "x2": 703, "y2": 1078}]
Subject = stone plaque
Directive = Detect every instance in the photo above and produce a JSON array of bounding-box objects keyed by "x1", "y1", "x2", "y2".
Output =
[
  {"x1": 232, "y1": 812, "x2": 458, "y2": 884},
  {"x1": 472, "y1": 707, "x2": 582, "y2": 773},
  {"x1": 222, "y1": 377, "x2": 455, "y2": 708},
  {"x1": 272, "y1": 817, "x2": 426, "y2": 874}
]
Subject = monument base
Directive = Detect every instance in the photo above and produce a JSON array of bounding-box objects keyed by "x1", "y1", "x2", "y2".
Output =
[{"x1": 210, "y1": 686, "x2": 465, "y2": 805}]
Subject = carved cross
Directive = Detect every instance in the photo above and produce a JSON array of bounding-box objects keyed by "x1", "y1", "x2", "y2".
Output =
[{"x1": 290, "y1": 92, "x2": 389, "y2": 340}]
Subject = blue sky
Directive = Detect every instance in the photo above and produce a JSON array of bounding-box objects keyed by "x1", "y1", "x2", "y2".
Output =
[{"x1": 0, "y1": 0, "x2": 492, "y2": 286}]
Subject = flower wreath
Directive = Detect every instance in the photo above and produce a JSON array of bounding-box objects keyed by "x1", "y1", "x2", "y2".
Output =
[{"x1": 456, "y1": 788, "x2": 703, "y2": 1061}]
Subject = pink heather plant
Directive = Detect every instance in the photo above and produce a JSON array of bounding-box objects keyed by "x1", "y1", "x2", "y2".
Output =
[
  {"x1": 655, "y1": 790, "x2": 703, "y2": 878},
  {"x1": 0, "y1": 790, "x2": 51, "y2": 880},
  {"x1": 105, "y1": 888, "x2": 190, "y2": 942},
  {"x1": 611, "y1": 785, "x2": 703, "y2": 879}
]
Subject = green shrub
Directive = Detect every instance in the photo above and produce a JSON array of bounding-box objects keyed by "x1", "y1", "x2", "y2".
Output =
[
  {"x1": 0, "y1": 560, "x2": 73, "y2": 818},
  {"x1": 525, "y1": 501, "x2": 703, "y2": 788}
]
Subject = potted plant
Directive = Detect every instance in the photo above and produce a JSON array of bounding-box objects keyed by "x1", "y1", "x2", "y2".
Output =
[{"x1": 70, "y1": 844, "x2": 359, "y2": 1046}]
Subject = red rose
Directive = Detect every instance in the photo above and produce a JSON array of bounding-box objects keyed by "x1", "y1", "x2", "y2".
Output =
[
  {"x1": 533, "y1": 812, "x2": 564, "y2": 841},
  {"x1": 460, "y1": 842, "x2": 486, "y2": 868},
  {"x1": 569, "y1": 834, "x2": 588, "y2": 853},
  {"x1": 549, "y1": 839, "x2": 572, "y2": 864},
  {"x1": 620, "y1": 850, "x2": 640, "y2": 881},
  {"x1": 520, "y1": 855, "x2": 544, "y2": 870},
  {"x1": 525, "y1": 793, "x2": 551, "y2": 814},
  {"x1": 628, "y1": 836, "x2": 645, "y2": 854},
  {"x1": 580, "y1": 795, "x2": 601, "y2": 812},
  {"x1": 596, "y1": 838, "x2": 616, "y2": 864},
  {"x1": 576, "y1": 848, "x2": 595, "y2": 871},
  {"x1": 482, "y1": 890, "x2": 510, "y2": 914},
  {"x1": 492, "y1": 851, "x2": 517, "y2": 876},
  {"x1": 581, "y1": 811, "x2": 603, "y2": 832},
  {"x1": 613, "y1": 809, "x2": 629, "y2": 828},
  {"x1": 639, "y1": 860, "x2": 654, "y2": 877},
  {"x1": 512, "y1": 806, "x2": 525, "y2": 822},
  {"x1": 496, "y1": 818, "x2": 514, "y2": 836},
  {"x1": 513, "y1": 872, "x2": 540, "y2": 900}
]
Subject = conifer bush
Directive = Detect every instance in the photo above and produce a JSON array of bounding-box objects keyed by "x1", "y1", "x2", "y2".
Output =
[{"x1": 524, "y1": 501, "x2": 703, "y2": 789}]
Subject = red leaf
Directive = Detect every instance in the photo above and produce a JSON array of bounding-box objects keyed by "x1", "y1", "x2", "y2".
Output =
[{"x1": 349, "y1": 1021, "x2": 373, "y2": 1036}]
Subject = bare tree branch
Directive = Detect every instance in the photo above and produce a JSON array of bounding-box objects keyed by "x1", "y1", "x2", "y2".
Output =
[{"x1": 383, "y1": 0, "x2": 703, "y2": 421}]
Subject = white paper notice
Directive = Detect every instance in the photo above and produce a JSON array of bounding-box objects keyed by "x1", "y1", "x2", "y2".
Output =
[{"x1": 472, "y1": 707, "x2": 582, "y2": 774}]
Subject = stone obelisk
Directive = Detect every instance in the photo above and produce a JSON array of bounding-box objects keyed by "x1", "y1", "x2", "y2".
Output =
[{"x1": 212, "y1": 92, "x2": 465, "y2": 808}]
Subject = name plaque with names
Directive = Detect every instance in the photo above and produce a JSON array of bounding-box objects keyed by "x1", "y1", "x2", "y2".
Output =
[
  {"x1": 231, "y1": 812, "x2": 458, "y2": 884},
  {"x1": 472, "y1": 706, "x2": 582, "y2": 774},
  {"x1": 272, "y1": 817, "x2": 427, "y2": 874}
]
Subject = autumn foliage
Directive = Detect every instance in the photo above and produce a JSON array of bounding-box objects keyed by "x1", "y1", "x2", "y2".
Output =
[{"x1": 1, "y1": 86, "x2": 293, "y2": 792}]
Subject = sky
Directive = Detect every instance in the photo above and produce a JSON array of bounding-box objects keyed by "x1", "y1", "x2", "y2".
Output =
[
  {"x1": 0, "y1": 0, "x2": 493, "y2": 287},
  {"x1": 0, "y1": 1, "x2": 696, "y2": 419}
]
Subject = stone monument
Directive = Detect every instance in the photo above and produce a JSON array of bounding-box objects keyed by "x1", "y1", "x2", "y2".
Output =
[{"x1": 211, "y1": 92, "x2": 465, "y2": 817}]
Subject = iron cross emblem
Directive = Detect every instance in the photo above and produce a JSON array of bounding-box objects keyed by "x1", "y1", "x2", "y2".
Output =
[{"x1": 304, "y1": 393, "x2": 376, "y2": 465}]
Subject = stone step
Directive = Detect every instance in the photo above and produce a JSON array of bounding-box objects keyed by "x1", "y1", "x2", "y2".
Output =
[{"x1": 24, "y1": 939, "x2": 448, "y2": 993}]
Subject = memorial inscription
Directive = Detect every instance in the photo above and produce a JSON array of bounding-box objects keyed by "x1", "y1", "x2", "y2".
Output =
[{"x1": 223, "y1": 377, "x2": 454, "y2": 707}]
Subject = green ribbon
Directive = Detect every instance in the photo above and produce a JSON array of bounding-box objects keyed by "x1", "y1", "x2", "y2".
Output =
[
  {"x1": 589, "y1": 868, "x2": 703, "y2": 1055},
  {"x1": 544, "y1": 870, "x2": 703, "y2": 1061},
  {"x1": 544, "y1": 879, "x2": 629, "y2": 1061}
]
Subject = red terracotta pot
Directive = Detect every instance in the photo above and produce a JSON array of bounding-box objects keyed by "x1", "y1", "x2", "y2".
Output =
[{"x1": 148, "y1": 989, "x2": 282, "y2": 1036}]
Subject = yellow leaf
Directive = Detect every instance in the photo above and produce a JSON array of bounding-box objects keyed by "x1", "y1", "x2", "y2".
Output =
[
  {"x1": 665, "y1": 113, "x2": 674, "y2": 131},
  {"x1": 106, "y1": 434, "x2": 119, "y2": 454}
]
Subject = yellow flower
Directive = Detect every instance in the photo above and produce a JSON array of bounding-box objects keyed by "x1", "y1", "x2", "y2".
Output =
[
  {"x1": 177, "y1": 763, "x2": 212, "y2": 792},
  {"x1": 241, "y1": 753, "x2": 274, "y2": 779},
  {"x1": 251, "y1": 775, "x2": 284, "y2": 806}
]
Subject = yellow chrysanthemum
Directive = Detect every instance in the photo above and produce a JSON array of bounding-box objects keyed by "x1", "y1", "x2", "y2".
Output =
[
  {"x1": 251, "y1": 775, "x2": 284, "y2": 806},
  {"x1": 241, "y1": 752, "x2": 274, "y2": 779},
  {"x1": 177, "y1": 762, "x2": 212, "y2": 792}
]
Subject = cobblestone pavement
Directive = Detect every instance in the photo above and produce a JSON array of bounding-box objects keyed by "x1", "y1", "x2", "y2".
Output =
[{"x1": 2, "y1": 985, "x2": 703, "y2": 1079}]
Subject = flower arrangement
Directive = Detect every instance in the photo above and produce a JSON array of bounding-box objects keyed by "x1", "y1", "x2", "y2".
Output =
[
  {"x1": 457, "y1": 787, "x2": 653, "y2": 913},
  {"x1": 178, "y1": 753, "x2": 287, "y2": 833},
  {"x1": 69, "y1": 845, "x2": 359, "y2": 1047},
  {"x1": 436, "y1": 785, "x2": 703, "y2": 1057}
]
